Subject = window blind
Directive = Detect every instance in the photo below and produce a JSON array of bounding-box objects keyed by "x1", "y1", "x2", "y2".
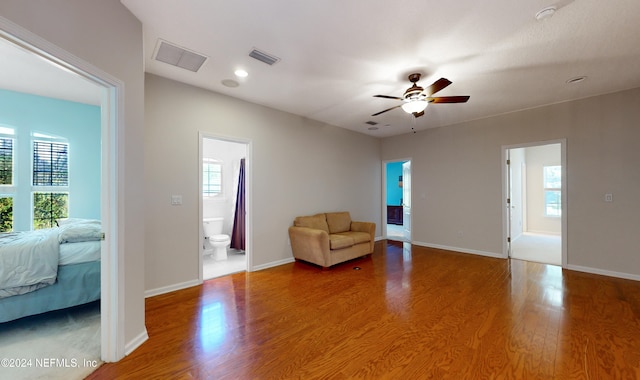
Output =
[
  {"x1": 33, "y1": 141, "x2": 68, "y2": 186},
  {"x1": 0, "y1": 137, "x2": 12, "y2": 185}
]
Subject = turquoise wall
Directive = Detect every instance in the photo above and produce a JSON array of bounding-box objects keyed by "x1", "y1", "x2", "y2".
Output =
[
  {"x1": 0, "y1": 89, "x2": 101, "y2": 231},
  {"x1": 386, "y1": 161, "x2": 404, "y2": 206}
]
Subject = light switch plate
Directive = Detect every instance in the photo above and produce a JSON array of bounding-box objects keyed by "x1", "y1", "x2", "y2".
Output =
[
  {"x1": 604, "y1": 193, "x2": 613, "y2": 202},
  {"x1": 171, "y1": 195, "x2": 183, "y2": 205}
]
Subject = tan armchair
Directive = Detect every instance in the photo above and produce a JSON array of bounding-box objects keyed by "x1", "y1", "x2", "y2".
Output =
[{"x1": 288, "y1": 211, "x2": 375, "y2": 268}]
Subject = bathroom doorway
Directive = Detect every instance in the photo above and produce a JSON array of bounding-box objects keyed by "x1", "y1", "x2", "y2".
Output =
[{"x1": 199, "y1": 134, "x2": 250, "y2": 280}]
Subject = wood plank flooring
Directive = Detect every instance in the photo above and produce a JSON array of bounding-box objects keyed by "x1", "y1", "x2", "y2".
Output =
[{"x1": 87, "y1": 241, "x2": 640, "y2": 379}]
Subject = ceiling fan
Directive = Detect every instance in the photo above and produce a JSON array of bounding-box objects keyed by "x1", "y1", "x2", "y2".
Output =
[{"x1": 372, "y1": 73, "x2": 470, "y2": 118}]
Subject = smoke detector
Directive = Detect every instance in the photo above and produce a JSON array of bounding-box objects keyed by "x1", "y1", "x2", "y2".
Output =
[{"x1": 535, "y1": 6, "x2": 557, "y2": 21}]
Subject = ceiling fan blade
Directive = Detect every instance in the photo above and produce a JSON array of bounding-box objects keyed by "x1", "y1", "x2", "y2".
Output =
[
  {"x1": 373, "y1": 94, "x2": 404, "y2": 100},
  {"x1": 428, "y1": 95, "x2": 470, "y2": 103},
  {"x1": 372, "y1": 104, "x2": 402, "y2": 116},
  {"x1": 424, "y1": 78, "x2": 452, "y2": 96}
]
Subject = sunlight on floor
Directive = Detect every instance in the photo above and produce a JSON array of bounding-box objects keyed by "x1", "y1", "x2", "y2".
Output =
[{"x1": 511, "y1": 232, "x2": 561, "y2": 265}]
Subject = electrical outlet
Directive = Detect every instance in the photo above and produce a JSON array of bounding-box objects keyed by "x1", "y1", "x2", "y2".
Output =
[
  {"x1": 171, "y1": 195, "x2": 183, "y2": 205},
  {"x1": 604, "y1": 193, "x2": 613, "y2": 202}
]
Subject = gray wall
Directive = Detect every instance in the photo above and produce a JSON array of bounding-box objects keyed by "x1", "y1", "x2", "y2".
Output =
[
  {"x1": 382, "y1": 87, "x2": 640, "y2": 277},
  {"x1": 144, "y1": 74, "x2": 382, "y2": 293}
]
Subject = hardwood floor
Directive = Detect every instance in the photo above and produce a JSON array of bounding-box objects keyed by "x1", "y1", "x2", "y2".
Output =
[{"x1": 88, "y1": 241, "x2": 640, "y2": 379}]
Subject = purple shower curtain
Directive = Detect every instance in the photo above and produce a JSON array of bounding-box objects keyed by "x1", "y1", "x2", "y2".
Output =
[{"x1": 231, "y1": 158, "x2": 245, "y2": 250}]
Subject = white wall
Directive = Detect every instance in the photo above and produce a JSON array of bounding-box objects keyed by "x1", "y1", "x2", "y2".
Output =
[
  {"x1": 382, "y1": 87, "x2": 640, "y2": 277},
  {"x1": 0, "y1": 0, "x2": 147, "y2": 352},
  {"x1": 144, "y1": 74, "x2": 382, "y2": 293}
]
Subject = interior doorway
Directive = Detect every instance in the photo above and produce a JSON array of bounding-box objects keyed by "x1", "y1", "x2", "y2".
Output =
[
  {"x1": 384, "y1": 159, "x2": 411, "y2": 243},
  {"x1": 199, "y1": 134, "x2": 251, "y2": 281},
  {"x1": 503, "y1": 140, "x2": 566, "y2": 266},
  {"x1": 0, "y1": 19, "x2": 123, "y2": 362}
]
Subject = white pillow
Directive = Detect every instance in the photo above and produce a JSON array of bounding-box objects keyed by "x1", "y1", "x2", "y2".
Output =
[{"x1": 56, "y1": 218, "x2": 101, "y2": 227}]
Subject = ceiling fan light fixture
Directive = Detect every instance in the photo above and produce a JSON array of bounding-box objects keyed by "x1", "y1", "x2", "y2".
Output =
[{"x1": 401, "y1": 100, "x2": 428, "y2": 114}]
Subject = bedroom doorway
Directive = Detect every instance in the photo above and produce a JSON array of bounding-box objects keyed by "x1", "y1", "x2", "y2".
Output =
[
  {"x1": 384, "y1": 159, "x2": 411, "y2": 243},
  {"x1": 503, "y1": 140, "x2": 567, "y2": 267},
  {"x1": 199, "y1": 134, "x2": 251, "y2": 281},
  {"x1": 0, "y1": 18, "x2": 123, "y2": 363}
]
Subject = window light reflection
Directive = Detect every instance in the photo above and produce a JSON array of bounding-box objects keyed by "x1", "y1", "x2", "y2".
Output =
[{"x1": 199, "y1": 302, "x2": 226, "y2": 352}]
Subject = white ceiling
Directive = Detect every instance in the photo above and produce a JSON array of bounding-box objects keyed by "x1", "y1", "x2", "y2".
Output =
[
  {"x1": 3, "y1": 1, "x2": 640, "y2": 137},
  {"x1": 0, "y1": 37, "x2": 101, "y2": 106}
]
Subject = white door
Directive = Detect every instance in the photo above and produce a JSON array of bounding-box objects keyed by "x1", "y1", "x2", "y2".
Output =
[
  {"x1": 402, "y1": 161, "x2": 411, "y2": 242},
  {"x1": 506, "y1": 151, "x2": 512, "y2": 256}
]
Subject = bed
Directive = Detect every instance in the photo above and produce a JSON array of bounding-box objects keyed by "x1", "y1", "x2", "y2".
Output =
[{"x1": 0, "y1": 219, "x2": 102, "y2": 323}]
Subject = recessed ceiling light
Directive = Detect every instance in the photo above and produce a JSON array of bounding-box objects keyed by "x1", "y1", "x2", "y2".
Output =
[
  {"x1": 566, "y1": 76, "x2": 587, "y2": 84},
  {"x1": 234, "y1": 69, "x2": 248, "y2": 78},
  {"x1": 367, "y1": 126, "x2": 379, "y2": 131},
  {"x1": 221, "y1": 79, "x2": 239, "y2": 88},
  {"x1": 535, "y1": 6, "x2": 556, "y2": 21}
]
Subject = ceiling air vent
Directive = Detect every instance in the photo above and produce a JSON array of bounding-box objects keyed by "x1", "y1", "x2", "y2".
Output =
[
  {"x1": 365, "y1": 121, "x2": 378, "y2": 126},
  {"x1": 154, "y1": 40, "x2": 208, "y2": 72},
  {"x1": 249, "y1": 48, "x2": 280, "y2": 66}
]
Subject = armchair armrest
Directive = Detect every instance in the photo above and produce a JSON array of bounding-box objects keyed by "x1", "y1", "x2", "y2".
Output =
[
  {"x1": 288, "y1": 226, "x2": 331, "y2": 267},
  {"x1": 351, "y1": 221, "x2": 375, "y2": 235}
]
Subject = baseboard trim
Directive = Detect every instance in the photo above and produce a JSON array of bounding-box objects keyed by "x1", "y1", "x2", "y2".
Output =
[
  {"x1": 414, "y1": 241, "x2": 640, "y2": 282},
  {"x1": 145, "y1": 279, "x2": 201, "y2": 298},
  {"x1": 566, "y1": 264, "x2": 640, "y2": 282},
  {"x1": 413, "y1": 241, "x2": 504, "y2": 259},
  {"x1": 251, "y1": 257, "x2": 296, "y2": 272},
  {"x1": 124, "y1": 329, "x2": 149, "y2": 356}
]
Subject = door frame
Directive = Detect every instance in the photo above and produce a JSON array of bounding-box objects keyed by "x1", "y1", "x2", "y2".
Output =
[
  {"x1": 501, "y1": 139, "x2": 567, "y2": 267},
  {"x1": 198, "y1": 132, "x2": 253, "y2": 281},
  {"x1": 0, "y1": 17, "x2": 124, "y2": 360},
  {"x1": 382, "y1": 158, "x2": 412, "y2": 243}
]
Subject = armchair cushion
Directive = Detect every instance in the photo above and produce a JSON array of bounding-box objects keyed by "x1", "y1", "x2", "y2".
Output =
[
  {"x1": 329, "y1": 234, "x2": 355, "y2": 250},
  {"x1": 294, "y1": 213, "x2": 329, "y2": 233},
  {"x1": 326, "y1": 211, "x2": 352, "y2": 233}
]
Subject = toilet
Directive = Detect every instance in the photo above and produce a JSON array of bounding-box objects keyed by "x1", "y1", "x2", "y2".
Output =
[{"x1": 203, "y1": 217, "x2": 231, "y2": 260}]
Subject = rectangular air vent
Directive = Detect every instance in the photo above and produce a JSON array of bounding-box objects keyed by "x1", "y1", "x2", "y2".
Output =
[
  {"x1": 249, "y1": 48, "x2": 280, "y2": 65},
  {"x1": 154, "y1": 40, "x2": 208, "y2": 72},
  {"x1": 365, "y1": 121, "x2": 379, "y2": 126}
]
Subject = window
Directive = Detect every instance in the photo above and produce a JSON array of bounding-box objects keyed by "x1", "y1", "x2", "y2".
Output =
[
  {"x1": 33, "y1": 192, "x2": 68, "y2": 229},
  {"x1": 0, "y1": 127, "x2": 15, "y2": 232},
  {"x1": 203, "y1": 160, "x2": 222, "y2": 197},
  {"x1": 543, "y1": 165, "x2": 561, "y2": 217},
  {"x1": 0, "y1": 137, "x2": 13, "y2": 186},
  {"x1": 32, "y1": 139, "x2": 69, "y2": 229},
  {"x1": 0, "y1": 196, "x2": 12, "y2": 232}
]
